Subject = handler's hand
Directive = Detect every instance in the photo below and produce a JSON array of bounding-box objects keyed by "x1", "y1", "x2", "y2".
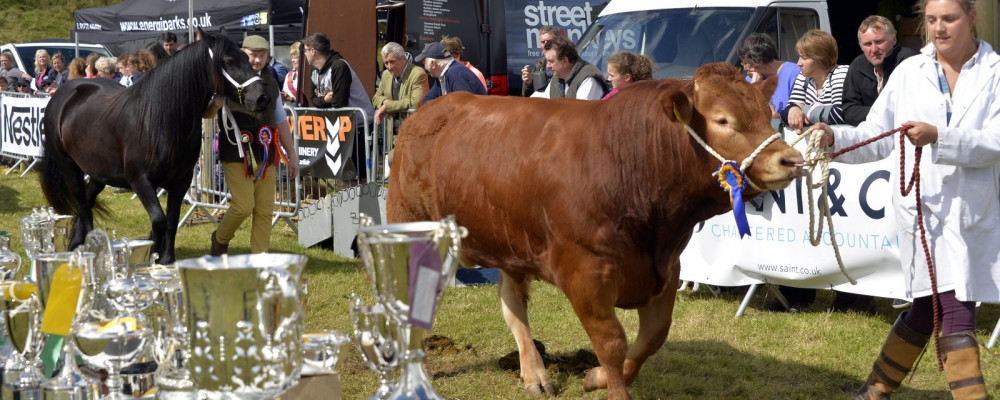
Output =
[
  {"x1": 521, "y1": 66, "x2": 532, "y2": 85},
  {"x1": 903, "y1": 121, "x2": 937, "y2": 147},
  {"x1": 787, "y1": 105, "x2": 808, "y2": 131},
  {"x1": 812, "y1": 122, "x2": 834, "y2": 147}
]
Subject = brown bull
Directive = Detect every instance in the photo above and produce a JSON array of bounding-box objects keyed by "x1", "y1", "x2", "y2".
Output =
[{"x1": 387, "y1": 63, "x2": 803, "y2": 399}]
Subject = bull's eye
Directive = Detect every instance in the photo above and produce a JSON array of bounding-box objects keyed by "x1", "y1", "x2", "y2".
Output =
[{"x1": 714, "y1": 118, "x2": 730, "y2": 127}]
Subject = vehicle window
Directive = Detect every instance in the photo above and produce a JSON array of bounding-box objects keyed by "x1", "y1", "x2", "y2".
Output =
[
  {"x1": 13, "y1": 45, "x2": 110, "y2": 75},
  {"x1": 578, "y1": 8, "x2": 755, "y2": 79},
  {"x1": 759, "y1": 8, "x2": 820, "y2": 63}
]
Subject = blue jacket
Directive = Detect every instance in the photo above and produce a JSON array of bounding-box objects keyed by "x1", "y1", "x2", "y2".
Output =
[{"x1": 423, "y1": 60, "x2": 486, "y2": 103}]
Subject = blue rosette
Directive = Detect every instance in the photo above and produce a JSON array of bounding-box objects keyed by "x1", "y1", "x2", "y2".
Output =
[{"x1": 715, "y1": 160, "x2": 751, "y2": 238}]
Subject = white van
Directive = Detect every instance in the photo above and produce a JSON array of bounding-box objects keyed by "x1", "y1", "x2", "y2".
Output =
[
  {"x1": 1, "y1": 39, "x2": 112, "y2": 76},
  {"x1": 577, "y1": 0, "x2": 831, "y2": 79}
]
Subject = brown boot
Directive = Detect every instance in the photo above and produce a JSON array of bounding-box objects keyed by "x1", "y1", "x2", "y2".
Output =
[
  {"x1": 210, "y1": 230, "x2": 228, "y2": 256},
  {"x1": 940, "y1": 331, "x2": 988, "y2": 400},
  {"x1": 856, "y1": 312, "x2": 929, "y2": 400}
]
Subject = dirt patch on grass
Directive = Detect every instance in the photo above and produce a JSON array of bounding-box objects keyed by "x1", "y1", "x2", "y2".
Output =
[
  {"x1": 497, "y1": 339, "x2": 599, "y2": 376},
  {"x1": 423, "y1": 334, "x2": 474, "y2": 355}
]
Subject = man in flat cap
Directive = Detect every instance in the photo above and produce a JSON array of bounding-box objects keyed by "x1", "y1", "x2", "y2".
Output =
[
  {"x1": 210, "y1": 34, "x2": 299, "y2": 257},
  {"x1": 415, "y1": 41, "x2": 485, "y2": 104}
]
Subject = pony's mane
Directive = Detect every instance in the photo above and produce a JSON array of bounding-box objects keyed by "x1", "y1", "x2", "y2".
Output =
[{"x1": 103, "y1": 35, "x2": 227, "y2": 162}]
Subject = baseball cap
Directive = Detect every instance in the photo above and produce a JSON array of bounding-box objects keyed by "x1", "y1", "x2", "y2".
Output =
[
  {"x1": 414, "y1": 42, "x2": 449, "y2": 63},
  {"x1": 242, "y1": 35, "x2": 270, "y2": 51}
]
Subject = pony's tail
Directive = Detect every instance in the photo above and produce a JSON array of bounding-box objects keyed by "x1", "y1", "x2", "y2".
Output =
[{"x1": 39, "y1": 142, "x2": 78, "y2": 217}]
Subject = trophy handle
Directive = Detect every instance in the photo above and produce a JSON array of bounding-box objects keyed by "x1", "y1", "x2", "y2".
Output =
[
  {"x1": 359, "y1": 213, "x2": 374, "y2": 228},
  {"x1": 436, "y1": 215, "x2": 468, "y2": 282}
]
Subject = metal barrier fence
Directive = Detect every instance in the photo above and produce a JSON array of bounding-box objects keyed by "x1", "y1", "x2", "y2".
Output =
[
  {"x1": 181, "y1": 105, "x2": 376, "y2": 235},
  {"x1": 2, "y1": 89, "x2": 391, "y2": 241}
]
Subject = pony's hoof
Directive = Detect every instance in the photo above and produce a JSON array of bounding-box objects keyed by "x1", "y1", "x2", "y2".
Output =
[
  {"x1": 525, "y1": 382, "x2": 554, "y2": 397},
  {"x1": 583, "y1": 367, "x2": 607, "y2": 392}
]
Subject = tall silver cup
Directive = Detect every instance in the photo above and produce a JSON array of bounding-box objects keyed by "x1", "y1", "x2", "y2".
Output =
[
  {"x1": 356, "y1": 215, "x2": 465, "y2": 400},
  {"x1": 175, "y1": 253, "x2": 307, "y2": 399}
]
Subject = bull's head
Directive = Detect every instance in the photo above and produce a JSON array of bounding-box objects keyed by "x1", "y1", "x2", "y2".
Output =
[{"x1": 665, "y1": 62, "x2": 803, "y2": 194}]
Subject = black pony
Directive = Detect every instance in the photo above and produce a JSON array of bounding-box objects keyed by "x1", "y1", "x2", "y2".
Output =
[{"x1": 40, "y1": 28, "x2": 268, "y2": 264}]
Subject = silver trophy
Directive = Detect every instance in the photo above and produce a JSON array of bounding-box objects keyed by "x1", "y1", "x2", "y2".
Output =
[
  {"x1": 301, "y1": 330, "x2": 350, "y2": 374},
  {"x1": 0, "y1": 231, "x2": 22, "y2": 280},
  {"x1": 134, "y1": 265, "x2": 193, "y2": 396},
  {"x1": 0, "y1": 280, "x2": 45, "y2": 399},
  {"x1": 33, "y1": 251, "x2": 101, "y2": 400},
  {"x1": 20, "y1": 214, "x2": 54, "y2": 262},
  {"x1": 174, "y1": 253, "x2": 307, "y2": 399},
  {"x1": 349, "y1": 294, "x2": 399, "y2": 400},
  {"x1": 356, "y1": 215, "x2": 466, "y2": 400}
]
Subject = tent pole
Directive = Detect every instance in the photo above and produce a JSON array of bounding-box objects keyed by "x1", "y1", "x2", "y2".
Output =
[
  {"x1": 188, "y1": 0, "x2": 194, "y2": 40},
  {"x1": 269, "y1": 25, "x2": 275, "y2": 55}
]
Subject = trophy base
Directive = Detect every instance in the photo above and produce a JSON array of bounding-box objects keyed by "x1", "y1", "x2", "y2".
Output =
[
  {"x1": 387, "y1": 354, "x2": 445, "y2": 400},
  {"x1": 1, "y1": 385, "x2": 42, "y2": 400}
]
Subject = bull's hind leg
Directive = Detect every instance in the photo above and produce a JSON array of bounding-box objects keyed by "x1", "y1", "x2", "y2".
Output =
[{"x1": 499, "y1": 271, "x2": 553, "y2": 396}]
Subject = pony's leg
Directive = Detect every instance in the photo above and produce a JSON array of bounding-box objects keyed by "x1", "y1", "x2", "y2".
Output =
[
  {"x1": 130, "y1": 178, "x2": 169, "y2": 263},
  {"x1": 160, "y1": 177, "x2": 192, "y2": 265},
  {"x1": 67, "y1": 170, "x2": 102, "y2": 251},
  {"x1": 499, "y1": 270, "x2": 553, "y2": 396}
]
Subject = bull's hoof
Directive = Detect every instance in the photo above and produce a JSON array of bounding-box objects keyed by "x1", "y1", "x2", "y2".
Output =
[
  {"x1": 524, "y1": 381, "x2": 554, "y2": 397},
  {"x1": 583, "y1": 367, "x2": 607, "y2": 392}
]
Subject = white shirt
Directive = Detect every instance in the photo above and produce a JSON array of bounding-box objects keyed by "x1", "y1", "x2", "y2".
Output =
[
  {"x1": 530, "y1": 76, "x2": 604, "y2": 100},
  {"x1": 830, "y1": 40, "x2": 1000, "y2": 302}
]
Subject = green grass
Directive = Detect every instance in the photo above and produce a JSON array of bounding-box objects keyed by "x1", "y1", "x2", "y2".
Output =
[
  {"x1": 2, "y1": 168, "x2": 1000, "y2": 399},
  {"x1": 0, "y1": 0, "x2": 120, "y2": 44}
]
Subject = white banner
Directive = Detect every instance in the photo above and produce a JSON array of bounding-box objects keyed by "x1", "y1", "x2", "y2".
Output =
[
  {"x1": 1, "y1": 94, "x2": 47, "y2": 158},
  {"x1": 679, "y1": 136, "x2": 908, "y2": 299}
]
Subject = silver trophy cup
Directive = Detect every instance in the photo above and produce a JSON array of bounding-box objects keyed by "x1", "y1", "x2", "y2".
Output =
[
  {"x1": 349, "y1": 294, "x2": 399, "y2": 400},
  {"x1": 175, "y1": 253, "x2": 307, "y2": 399},
  {"x1": 356, "y1": 215, "x2": 466, "y2": 400},
  {"x1": 32, "y1": 251, "x2": 101, "y2": 400}
]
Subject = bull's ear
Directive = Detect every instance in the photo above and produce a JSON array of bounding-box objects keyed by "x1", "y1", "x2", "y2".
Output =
[
  {"x1": 661, "y1": 89, "x2": 692, "y2": 123},
  {"x1": 753, "y1": 75, "x2": 778, "y2": 101}
]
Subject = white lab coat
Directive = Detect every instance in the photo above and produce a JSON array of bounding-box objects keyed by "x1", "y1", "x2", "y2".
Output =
[{"x1": 831, "y1": 39, "x2": 1000, "y2": 302}]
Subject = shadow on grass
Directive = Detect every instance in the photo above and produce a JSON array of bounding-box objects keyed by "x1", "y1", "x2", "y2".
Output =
[
  {"x1": 0, "y1": 182, "x2": 31, "y2": 215},
  {"x1": 427, "y1": 337, "x2": 950, "y2": 399},
  {"x1": 636, "y1": 339, "x2": 951, "y2": 399}
]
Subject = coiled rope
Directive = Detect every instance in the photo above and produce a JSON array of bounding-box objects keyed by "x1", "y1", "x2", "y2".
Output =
[{"x1": 793, "y1": 124, "x2": 943, "y2": 370}]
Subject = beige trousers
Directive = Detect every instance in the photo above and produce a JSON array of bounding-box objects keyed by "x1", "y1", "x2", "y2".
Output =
[{"x1": 216, "y1": 161, "x2": 276, "y2": 253}]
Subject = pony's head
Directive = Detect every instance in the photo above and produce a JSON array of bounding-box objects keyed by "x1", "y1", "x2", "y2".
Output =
[{"x1": 200, "y1": 27, "x2": 269, "y2": 112}]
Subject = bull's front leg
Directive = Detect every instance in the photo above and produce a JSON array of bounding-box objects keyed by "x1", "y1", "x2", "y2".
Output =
[
  {"x1": 559, "y1": 254, "x2": 632, "y2": 400},
  {"x1": 499, "y1": 271, "x2": 553, "y2": 396},
  {"x1": 621, "y1": 272, "x2": 678, "y2": 385}
]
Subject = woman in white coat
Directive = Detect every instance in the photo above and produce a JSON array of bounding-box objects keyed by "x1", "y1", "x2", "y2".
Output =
[{"x1": 815, "y1": 1, "x2": 999, "y2": 398}]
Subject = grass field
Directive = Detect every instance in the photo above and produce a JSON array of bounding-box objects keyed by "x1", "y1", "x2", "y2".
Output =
[{"x1": 2, "y1": 167, "x2": 999, "y2": 399}]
